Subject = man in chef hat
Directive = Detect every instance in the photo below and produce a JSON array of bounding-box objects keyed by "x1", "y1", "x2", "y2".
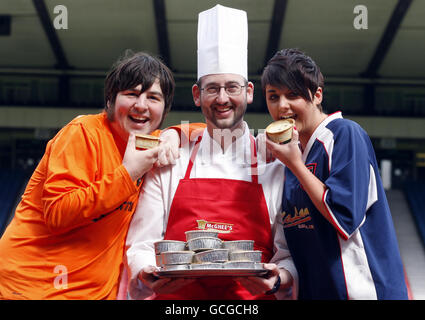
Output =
[{"x1": 125, "y1": 4, "x2": 297, "y2": 300}]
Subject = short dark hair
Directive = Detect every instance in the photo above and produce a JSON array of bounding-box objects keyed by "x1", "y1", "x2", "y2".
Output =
[
  {"x1": 261, "y1": 48, "x2": 324, "y2": 110},
  {"x1": 104, "y1": 50, "x2": 175, "y2": 125}
]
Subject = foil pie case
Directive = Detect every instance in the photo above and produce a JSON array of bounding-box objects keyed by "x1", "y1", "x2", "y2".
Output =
[{"x1": 154, "y1": 230, "x2": 267, "y2": 276}]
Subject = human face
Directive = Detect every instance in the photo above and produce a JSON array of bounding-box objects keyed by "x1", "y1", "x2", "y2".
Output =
[
  {"x1": 109, "y1": 80, "x2": 165, "y2": 142},
  {"x1": 265, "y1": 85, "x2": 323, "y2": 142},
  {"x1": 192, "y1": 74, "x2": 253, "y2": 133}
]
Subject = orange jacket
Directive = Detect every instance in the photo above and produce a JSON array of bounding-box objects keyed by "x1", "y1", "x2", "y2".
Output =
[{"x1": 0, "y1": 113, "x2": 204, "y2": 299}]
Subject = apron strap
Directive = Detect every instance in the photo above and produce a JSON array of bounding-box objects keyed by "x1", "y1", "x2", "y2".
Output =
[
  {"x1": 184, "y1": 135, "x2": 202, "y2": 179},
  {"x1": 249, "y1": 135, "x2": 258, "y2": 184},
  {"x1": 184, "y1": 131, "x2": 259, "y2": 183}
]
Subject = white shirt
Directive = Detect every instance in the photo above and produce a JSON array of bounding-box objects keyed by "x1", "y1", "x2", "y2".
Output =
[{"x1": 125, "y1": 122, "x2": 297, "y2": 299}]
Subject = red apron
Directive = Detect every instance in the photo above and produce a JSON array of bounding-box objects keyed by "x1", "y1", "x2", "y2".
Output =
[{"x1": 156, "y1": 134, "x2": 275, "y2": 300}]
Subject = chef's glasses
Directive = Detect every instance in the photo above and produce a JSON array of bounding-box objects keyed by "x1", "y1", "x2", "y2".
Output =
[{"x1": 200, "y1": 83, "x2": 245, "y2": 96}]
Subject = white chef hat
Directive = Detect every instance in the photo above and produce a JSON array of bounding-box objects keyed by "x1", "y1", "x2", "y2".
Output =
[{"x1": 197, "y1": 4, "x2": 248, "y2": 80}]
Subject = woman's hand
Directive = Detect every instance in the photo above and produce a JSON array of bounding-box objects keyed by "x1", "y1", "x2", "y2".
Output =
[
  {"x1": 267, "y1": 127, "x2": 330, "y2": 224},
  {"x1": 265, "y1": 128, "x2": 303, "y2": 171},
  {"x1": 122, "y1": 133, "x2": 160, "y2": 181}
]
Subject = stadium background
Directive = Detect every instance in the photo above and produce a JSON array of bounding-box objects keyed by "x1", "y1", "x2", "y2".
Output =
[{"x1": 0, "y1": 0, "x2": 424, "y2": 299}]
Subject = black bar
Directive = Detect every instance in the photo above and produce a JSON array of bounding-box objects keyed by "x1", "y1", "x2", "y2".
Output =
[
  {"x1": 362, "y1": 0, "x2": 413, "y2": 78},
  {"x1": 263, "y1": 0, "x2": 288, "y2": 68},
  {"x1": 0, "y1": 15, "x2": 11, "y2": 36},
  {"x1": 32, "y1": 0, "x2": 70, "y2": 69},
  {"x1": 363, "y1": 84, "x2": 376, "y2": 115},
  {"x1": 153, "y1": 0, "x2": 171, "y2": 68}
]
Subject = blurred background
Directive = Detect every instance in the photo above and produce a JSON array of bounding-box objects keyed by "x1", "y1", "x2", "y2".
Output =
[{"x1": 0, "y1": 0, "x2": 424, "y2": 299}]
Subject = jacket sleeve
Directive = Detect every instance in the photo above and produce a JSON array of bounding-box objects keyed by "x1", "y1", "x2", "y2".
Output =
[
  {"x1": 322, "y1": 124, "x2": 377, "y2": 240},
  {"x1": 270, "y1": 216, "x2": 299, "y2": 300},
  {"x1": 165, "y1": 122, "x2": 206, "y2": 145},
  {"x1": 125, "y1": 167, "x2": 166, "y2": 300},
  {"x1": 260, "y1": 159, "x2": 298, "y2": 299},
  {"x1": 42, "y1": 123, "x2": 138, "y2": 234}
]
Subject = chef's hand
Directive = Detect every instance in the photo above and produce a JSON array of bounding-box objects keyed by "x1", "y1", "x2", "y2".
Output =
[
  {"x1": 123, "y1": 133, "x2": 160, "y2": 181},
  {"x1": 235, "y1": 263, "x2": 293, "y2": 296},
  {"x1": 155, "y1": 129, "x2": 181, "y2": 167},
  {"x1": 139, "y1": 265, "x2": 195, "y2": 294}
]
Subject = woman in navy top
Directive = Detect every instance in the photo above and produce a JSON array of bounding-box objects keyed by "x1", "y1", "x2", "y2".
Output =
[{"x1": 262, "y1": 48, "x2": 408, "y2": 300}]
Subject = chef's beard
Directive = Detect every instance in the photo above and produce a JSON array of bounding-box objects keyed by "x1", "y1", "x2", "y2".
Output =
[{"x1": 200, "y1": 100, "x2": 247, "y2": 133}]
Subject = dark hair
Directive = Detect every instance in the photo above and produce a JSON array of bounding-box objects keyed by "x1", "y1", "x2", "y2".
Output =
[
  {"x1": 261, "y1": 48, "x2": 324, "y2": 110},
  {"x1": 104, "y1": 50, "x2": 175, "y2": 125}
]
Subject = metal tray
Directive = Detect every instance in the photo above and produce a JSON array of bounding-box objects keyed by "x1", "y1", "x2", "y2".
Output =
[{"x1": 155, "y1": 268, "x2": 268, "y2": 278}]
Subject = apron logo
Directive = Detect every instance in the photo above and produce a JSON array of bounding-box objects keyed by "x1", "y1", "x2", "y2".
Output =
[{"x1": 196, "y1": 219, "x2": 233, "y2": 233}]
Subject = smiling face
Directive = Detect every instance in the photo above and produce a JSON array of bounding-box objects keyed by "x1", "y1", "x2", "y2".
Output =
[
  {"x1": 265, "y1": 84, "x2": 324, "y2": 145},
  {"x1": 104, "y1": 51, "x2": 175, "y2": 143},
  {"x1": 109, "y1": 80, "x2": 165, "y2": 142},
  {"x1": 192, "y1": 73, "x2": 253, "y2": 134}
]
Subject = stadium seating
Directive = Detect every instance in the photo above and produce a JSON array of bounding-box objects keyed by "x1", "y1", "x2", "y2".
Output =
[
  {"x1": 0, "y1": 169, "x2": 27, "y2": 236},
  {"x1": 403, "y1": 181, "x2": 425, "y2": 248}
]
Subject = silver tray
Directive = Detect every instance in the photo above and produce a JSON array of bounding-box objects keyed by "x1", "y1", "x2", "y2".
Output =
[{"x1": 155, "y1": 268, "x2": 268, "y2": 278}]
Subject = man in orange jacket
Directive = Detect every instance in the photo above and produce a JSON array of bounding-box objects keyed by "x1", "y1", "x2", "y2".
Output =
[{"x1": 0, "y1": 51, "x2": 203, "y2": 299}]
